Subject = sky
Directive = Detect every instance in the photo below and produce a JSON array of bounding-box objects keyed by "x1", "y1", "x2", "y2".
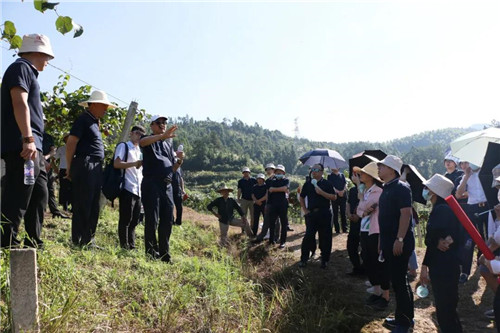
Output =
[{"x1": 2, "y1": 0, "x2": 500, "y2": 143}]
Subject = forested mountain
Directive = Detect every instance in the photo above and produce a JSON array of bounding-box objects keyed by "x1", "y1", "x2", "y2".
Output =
[{"x1": 170, "y1": 115, "x2": 472, "y2": 178}]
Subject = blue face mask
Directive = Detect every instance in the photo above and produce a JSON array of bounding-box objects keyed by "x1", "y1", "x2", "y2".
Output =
[
  {"x1": 275, "y1": 174, "x2": 284, "y2": 180},
  {"x1": 422, "y1": 189, "x2": 433, "y2": 201},
  {"x1": 469, "y1": 163, "x2": 480, "y2": 171},
  {"x1": 358, "y1": 183, "x2": 366, "y2": 193}
]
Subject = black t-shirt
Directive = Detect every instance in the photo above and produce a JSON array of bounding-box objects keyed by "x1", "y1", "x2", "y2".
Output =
[
  {"x1": 252, "y1": 183, "x2": 267, "y2": 201},
  {"x1": 347, "y1": 186, "x2": 360, "y2": 214},
  {"x1": 327, "y1": 172, "x2": 346, "y2": 191},
  {"x1": 238, "y1": 177, "x2": 257, "y2": 200},
  {"x1": 300, "y1": 178, "x2": 334, "y2": 210},
  {"x1": 206, "y1": 197, "x2": 243, "y2": 224},
  {"x1": 70, "y1": 111, "x2": 104, "y2": 159},
  {"x1": 43, "y1": 132, "x2": 55, "y2": 156},
  {"x1": 266, "y1": 177, "x2": 289, "y2": 206},
  {"x1": 378, "y1": 178, "x2": 414, "y2": 251},
  {"x1": 141, "y1": 136, "x2": 176, "y2": 179},
  {"x1": 1, "y1": 58, "x2": 44, "y2": 154}
]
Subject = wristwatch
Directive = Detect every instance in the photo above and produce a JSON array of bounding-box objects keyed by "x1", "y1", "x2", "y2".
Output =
[
  {"x1": 22, "y1": 136, "x2": 35, "y2": 143},
  {"x1": 397, "y1": 237, "x2": 404, "y2": 243}
]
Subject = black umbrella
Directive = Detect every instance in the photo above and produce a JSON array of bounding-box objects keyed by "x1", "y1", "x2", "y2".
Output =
[
  {"x1": 402, "y1": 164, "x2": 427, "y2": 205},
  {"x1": 479, "y1": 142, "x2": 500, "y2": 208},
  {"x1": 348, "y1": 150, "x2": 387, "y2": 178}
]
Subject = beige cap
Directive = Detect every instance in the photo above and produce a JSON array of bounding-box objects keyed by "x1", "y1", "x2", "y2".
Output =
[
  {"x1": 423, "y1": 174, "x2": 455, "y2": 199},
  {"x1": 377, "y1": 155, "x2": 403, "y2": 176}
]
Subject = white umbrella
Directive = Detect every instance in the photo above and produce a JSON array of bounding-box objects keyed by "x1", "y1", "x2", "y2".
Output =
[
  {"x1": 450, "y1": 127, "x2": 500, "y2": 166},
  {"x1": 299, "y1": 149, "x2": 348, "y2": 169}
]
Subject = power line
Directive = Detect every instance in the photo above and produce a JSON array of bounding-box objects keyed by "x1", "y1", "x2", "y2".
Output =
[{"x1": 1, "y1": 45, "x2": 129, "y2": 106}]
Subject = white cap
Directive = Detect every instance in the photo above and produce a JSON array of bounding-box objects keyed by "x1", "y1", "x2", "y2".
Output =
[
  {"x1": 19, "y1": 34, "x2": 54, "y2": 59},
  {"x1": 151, "y1": 115, "x2": 168, "y2": 123},
  {"x1": 265, "y1": 163, "x2": 275, "y2": 170},
  {"x1": 275, "y1": 164, "x2": 286, "y2": 173},
  {"x1": 242, "y1": 167, "x2": 250, "y2": 173},
  {"x1": 256, "y1": 173, "x2": 265, "y2": 180}
]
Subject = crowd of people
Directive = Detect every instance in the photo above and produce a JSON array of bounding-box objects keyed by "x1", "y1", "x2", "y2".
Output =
[{"x1": 3, "y1": 33, "x2": 500, "y2": 333}]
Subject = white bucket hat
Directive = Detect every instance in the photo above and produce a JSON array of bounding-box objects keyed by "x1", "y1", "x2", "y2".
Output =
[
  {"x1": 78, "y1": 90, "x2": 116, "y2": 109},
  {"x1": 265, "y1": 163, "x2": 276, "y2": 170},
  {"x1": 18, "y1": 34, "x2": 54, "y2": 59},
  {"x1": 275, "y1": 164, "x2": 286, "y2": 173},
  {"x1": 377, "y1": 155, "x2": 403, "y2": 176},
  {"x1": 423, "y1": 174, "x2": 454, "y2": 199},
  {"x1": 242, "y1": 167, "x2": 250, "y2": 173},
  {"x1": 256, "y1": 173, "x2": 265, "y2": 180},
  {"x1": 444, "y1": 152, "x2": 460, "y2": 165},
  {"x1": 353, "y1": 162, "x2": 382, "y2": 182},
  {"x1": 492, "y1": 164, "x2": 500, "y2": 188}
]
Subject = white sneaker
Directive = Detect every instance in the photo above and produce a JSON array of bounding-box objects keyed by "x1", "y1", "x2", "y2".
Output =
[
  {"x1": 366, "y1": 286, "x2": 376, "y2": 294},
  {"x1": 263, "y1": 230, "x2": 270, "y2": 240},
  {"x1": 365, "y1": 280, "x2": 372, "y2": 287}
]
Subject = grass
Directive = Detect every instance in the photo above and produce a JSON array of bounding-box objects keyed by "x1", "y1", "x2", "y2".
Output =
[{"x1": 1, "y1": 205, "x2": 358, "y2": 333}]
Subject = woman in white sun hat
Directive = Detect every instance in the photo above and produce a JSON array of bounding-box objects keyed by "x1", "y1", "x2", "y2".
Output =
[{"x1": 419, "y1": 174, "x2": 463, "y2": 333}]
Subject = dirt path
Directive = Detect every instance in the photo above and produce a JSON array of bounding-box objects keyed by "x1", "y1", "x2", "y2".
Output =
[{"x1": 184, "y1": 207, "x2": 496, "y2": 332}]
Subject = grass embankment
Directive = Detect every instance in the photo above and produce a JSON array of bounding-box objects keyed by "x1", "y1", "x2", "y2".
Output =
[{"x1": 0, "y1": 206, "x2": 356, "y2": 332}]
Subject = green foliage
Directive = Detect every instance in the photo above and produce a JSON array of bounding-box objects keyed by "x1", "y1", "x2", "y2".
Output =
[{"x1": 1, "y1": 1, "x2": 83, "y2": 51}]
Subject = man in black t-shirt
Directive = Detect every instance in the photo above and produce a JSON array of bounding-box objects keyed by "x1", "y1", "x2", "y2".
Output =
[
  {"x1": 66, "y1": 90, "x2": 115, "y2": 248},
  {"x1": 238, "y1": 167, "x2": 257, "y2": 233},
  {"x1": 299, "y1": 164, "x2": 337, "y2": 268},
  {"x1": 328, "y1": 168, "x2": 348, "y2": 233},
  {"x1": 140, "y1": 115, "x2": 184, "y2": 262},
  {"x1": 1, "y1": 34, "x2": 54, "y2": 248},
  {"x1": 251, "y1": 173, "x2": 267, "y2": 235}
]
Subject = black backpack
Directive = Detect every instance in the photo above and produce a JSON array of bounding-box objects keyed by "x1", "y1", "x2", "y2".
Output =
[{"x1": 102, "y1": 142, "x2": 129, "y2": 201}]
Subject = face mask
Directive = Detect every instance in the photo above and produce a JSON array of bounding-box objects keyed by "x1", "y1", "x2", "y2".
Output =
[
  {"x1": 275, "y1": 174, "x2": 284, "y2": 180},
  {"x1": 422, "y1": 189, "x2": 433, "y2": 201},
  {"x1": 358, "y1": 183, "x2": 366, "y2": 193}
]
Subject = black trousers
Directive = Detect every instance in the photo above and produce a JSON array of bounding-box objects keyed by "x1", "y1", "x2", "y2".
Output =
[
  {"x1": 1, "y1": 152, "x2": 47, "y2": 248},
  {"x1": 300, "y1": 208, "x2": 332, "y2": 263},
  {"x1": 331, "y1": 196, "x2": 347, "y2": 233},
  {"x1": 429, "y1": 262, "x2": 462, "y2": 333},
  {"x1": 46, "y1": 169, "x2": 61, "y2": 215},
  {"x1": 360, "y1": 231, "x2": 369, "y2": 271},
  {"x1": 71, "y1": 156, "x2": 102, "y2": 246},
  {"x1": 347, "y1": 220, "x2": 362, "y2": 270},
  {"x1": 385, "y1": 248, "x2": 414, "y2": 327},
  {"x1": 267, "y1": 203, "x2": 288, "y2": 245},
  {"x1": 118, "y1": 189, "x2": 141, "y2": 249},
  {"x1": 141, "y1": 177, "x2": 174, "y2": 261},
  {"x1": 173, "y1": 194, "x2": 183, "y2": 225},
  {"x1": 461, "y1": 203, "x2": 489, "y2": 275},
  {"x1": 58, "y1": 168, "x2": 71, "y2": 210},
  {"x1": 494, "y1": 281, "x2": 500, "y2": 332},
  {"x1": 252, "y1": 203, "x2": 265, "y2": 235},
  {"x1": 367, "y1": 233, "x2": 390, "y2": 290}
]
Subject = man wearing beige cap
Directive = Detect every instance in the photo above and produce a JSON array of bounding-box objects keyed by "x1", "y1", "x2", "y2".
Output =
[
  {"x1": 1, "y1": 34, "x2": 55, "y2": 248},
  {"x1": 376, "y1": 155, "x2": 415, "y2": 332},
  {"x1": 65, "y1": 90, "x2": 116, "y2": 248}
]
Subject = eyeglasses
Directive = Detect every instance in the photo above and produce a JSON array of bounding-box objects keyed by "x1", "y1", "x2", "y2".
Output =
[{"x1": 311, "y1": 168, "x2": 322, "y2": 172}]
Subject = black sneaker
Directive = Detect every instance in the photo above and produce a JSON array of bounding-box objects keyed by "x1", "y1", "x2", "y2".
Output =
[
  {"x1": 287, "y1": 226, "x2": 294, "y2": 232},
  {"x1": 369, "y1": 297, "x2": 389, "y2": 311},
  {"x1": 384, "y1": 317, "x2": 414, "y2": 329},
  {"x1": 320, "y1": 261, "x2": 328, "y2": 269},
  {"x1": 366, "y1": 294, "x2": 383, "y2": 305}
]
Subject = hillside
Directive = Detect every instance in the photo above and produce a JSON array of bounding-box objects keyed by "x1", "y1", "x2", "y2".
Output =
[{"x1": 169, "y1": 115, "x2": 472, "y2": 178}]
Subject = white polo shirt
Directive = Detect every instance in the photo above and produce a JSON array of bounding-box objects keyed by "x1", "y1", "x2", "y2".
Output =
[
  {"x1": 114, "y1": 141, "x2": 143, "y2": 197},
  {"x1": 459, "y1": 171, "x2": 487, "y2": 204}
]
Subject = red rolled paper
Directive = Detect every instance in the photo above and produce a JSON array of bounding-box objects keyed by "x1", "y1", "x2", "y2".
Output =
[{"x1": 445, "y1": 195, "x2": 495, "y2": 260}]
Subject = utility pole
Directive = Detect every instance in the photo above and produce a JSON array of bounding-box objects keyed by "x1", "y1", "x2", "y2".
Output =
[{"x1": 119, "y1": 101, "x2": 138, "y2": 142}]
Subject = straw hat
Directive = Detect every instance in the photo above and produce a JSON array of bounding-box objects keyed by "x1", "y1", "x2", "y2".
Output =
[
  {"x1": 423, "y1": 174, "x2": 454, "y2": 200},
  {"x1": 353, "y1": 162, "x2": 381, "y2": 182},
  {"x1": 242, "y1": 167, "x2": 250, "y2": 173},
  {"x1": 377, "y1": 155, "x2": 403, "y2": 176},
  {"x1": 78, "y1": 90, "x2": 116, "y2": 109},
  {"x1": 275, "y1": 164, "x2": 286, "y2": 173},
  {"x1": 18, "y1": 34, "x2": 54, "y2": 59},
  {"x1": 256, "y1": 173, "x2": 265, "y2": 180},
  {"x1": 217, "y1": 184, "x2": 233, "y2": 193}
]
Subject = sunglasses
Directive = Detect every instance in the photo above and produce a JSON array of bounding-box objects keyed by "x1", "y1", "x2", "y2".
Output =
[{"x1": 311, "y1": 168, "x2": 322, "y2": 172}]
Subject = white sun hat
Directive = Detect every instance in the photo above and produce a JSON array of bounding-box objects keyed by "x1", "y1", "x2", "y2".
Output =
[
  {"x1": 78, "y1": 90, "x2": 116, "y2": 109},
  {"x1": 242, "y1": 167, "x2": 251, "y2": 173},
  {"x1": 377, "y1": 155, "x2": 403, "y2": 176},
  {"x1": 423, "y1": 174, "x2": 455, "y2": 199},
  {"x1": 275, "y1": 164, "x2": 286, "y2": 173},
  {"x1": 256, "y1": 173, "x2": 265, "y2": 180},
  {"x1": 265, "y1": 163, "x2": 276, "y2": 170},
  {"x1": 18, "y1": 34, "x2": 54, "y2": 59}
]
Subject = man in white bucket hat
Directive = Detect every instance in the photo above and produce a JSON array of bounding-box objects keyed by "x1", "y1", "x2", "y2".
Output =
[
  {"x1": 375, "y1": 155, "x2": 415, "y2": 332},
  {"x1": 1, "y1": 34, "x2": 55, "y2": 248},
  {"x1": 65, "y1": 90, "x2": 115, "y2": 248}
]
